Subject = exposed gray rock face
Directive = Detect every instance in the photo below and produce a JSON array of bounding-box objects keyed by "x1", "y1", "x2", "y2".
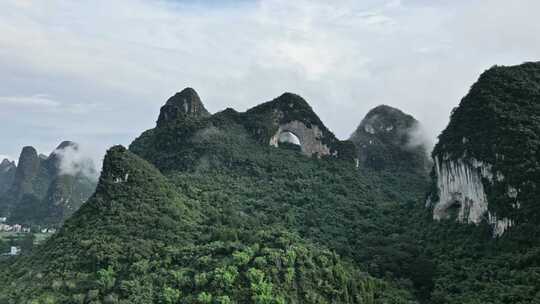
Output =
[
  {"x1": 157, "y1": 87, "x2": 210, "y2": 126},
  {"x1": 429, "y1": 154, "x2": 516, "y2": 237},
  {"x1": 427, "y1": 63, "x2": 540, "y2": 237},
  {"x1": 431, "y1": 156, "x2": 489, "y2": 224},
  {"x1": 245, "y1": 92, "x2": 346, "y2": 158},
  {"x1": 269, "y1": 121, "x2": 331, "y2": 157}
]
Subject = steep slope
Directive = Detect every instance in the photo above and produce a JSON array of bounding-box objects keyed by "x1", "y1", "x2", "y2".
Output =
[
  {"x1": 0, "y1": 146, "x2": 46, "y2": 215},
  {"x1": 157, "y1": 87, "x2": 211, "y2": 127},
  {"x1": 350, "y1": 105, "x2": 430, "y2": 173},
  {"x1": 427, "y1": 62, "x2": 540, "y2": 236},
  {"x1": 0, "y1": 146, "x2": 416, "y2": 303},
  {"x1": 0, "y1": 142, "x2": 98, "y2": 226},
  {"x1": 2, "y1": 64, "x2": 540, "y2": 304},
  {"x1": 411, "y1": 62, "x2": 540, "y2": 304},
  {"x1": 0, "y1": 158, "x2": 16, "y2": 195},
  {"x1": 130, "y1": 89, "x2": 431, "y2": 295}
]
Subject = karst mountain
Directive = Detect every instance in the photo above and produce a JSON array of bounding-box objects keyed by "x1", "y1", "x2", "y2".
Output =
[{"x1": 1, "y1": 62, "x2": 539, "y2": 304}]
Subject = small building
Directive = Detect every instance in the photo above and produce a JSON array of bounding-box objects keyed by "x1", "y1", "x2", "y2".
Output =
[
  {"x1": 0, "y1": 224, "x2": 12, "y2": 232},
  {"x1": 12, "y1": 224, "x2": 22, "y2": 233},
  {"x1": 0, "y1": 217, "x2": 6, "y2": 223},
  {"x1": 9, "y1": 246, "x2": 20, "y2": 256}
]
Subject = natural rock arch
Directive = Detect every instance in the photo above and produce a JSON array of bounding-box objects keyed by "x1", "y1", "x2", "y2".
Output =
[{"x1": 269, "y1": 121, "x2": 331, "y2": 157}]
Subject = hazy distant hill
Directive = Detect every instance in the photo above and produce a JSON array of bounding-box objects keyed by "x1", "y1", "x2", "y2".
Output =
[
  {"x1": 0, "y1": 159, "x2": 16, "y2": 196},
  {"x1": 0, "y1": 141, "x2": 97, "y2": 226}
]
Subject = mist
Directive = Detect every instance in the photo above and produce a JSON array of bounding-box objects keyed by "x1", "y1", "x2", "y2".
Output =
[
  {"x1": 52, "y1": 144, "x2": 99, "y2": 182},
  {"x1": 406, "y1": 122, "x2": 436, "y2": 157}
]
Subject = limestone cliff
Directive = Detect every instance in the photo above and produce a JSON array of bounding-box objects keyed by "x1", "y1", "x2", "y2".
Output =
[{"x1": 427, "y1": 62, "x2": 540, "y2": 236}]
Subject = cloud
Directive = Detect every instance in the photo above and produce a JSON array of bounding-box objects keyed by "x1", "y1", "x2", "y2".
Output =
[
  {"x1": 0, "y1": 0, "x2": 539, "y2": 162},
  {"x1": 0, "y1": 94, "x2": 98, "y2": 115},
  {"x1": 406, "y1": 122, "x2": 434, "y2": 156},
  {"x1": 52, "y1": 144, "x2": 99, "y2": 181},
  {"x1": 0, "y1": 94, "x2": 60, "y2": 107}
]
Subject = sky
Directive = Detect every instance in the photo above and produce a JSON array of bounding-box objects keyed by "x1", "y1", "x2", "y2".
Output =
[{"x1": 1, "y1": 0, "x2": 539, "y2": 166}]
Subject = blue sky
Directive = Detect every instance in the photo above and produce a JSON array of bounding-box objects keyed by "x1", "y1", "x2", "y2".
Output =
[{"x1": 1, "y1": 0, "x2": 539, "y2": 165}]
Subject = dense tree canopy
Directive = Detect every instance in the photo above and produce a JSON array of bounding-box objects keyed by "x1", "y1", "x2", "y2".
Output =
[{"x1": 2, "y1": 62, "x2": 540, "y2": 303}]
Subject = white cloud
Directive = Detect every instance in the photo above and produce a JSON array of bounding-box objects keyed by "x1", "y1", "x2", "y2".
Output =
[
  {"x1": 0, "y1": 94, "x2": 97, "y2": 114},
  {"x1": 0, "y1": 0, "x2": 539, "y2": 163},
  {"x1": 0, "y1": 94, "x2": 60, "y2": 107},
  {"x1": 52, "y1": 144, "x2": 99, "y2": 181}
]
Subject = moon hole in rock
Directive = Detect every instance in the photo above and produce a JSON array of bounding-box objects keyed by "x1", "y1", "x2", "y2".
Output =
[{"x1": 278, "y1": 131, "x2": 301, "y2": 152}]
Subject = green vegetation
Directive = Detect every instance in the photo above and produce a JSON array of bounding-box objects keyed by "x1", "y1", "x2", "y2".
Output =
[
  {"x1": 1, "y1": 62, "x2": 540, "y2": 303},
  {"x1": 432, "y1": 62, "x2": 540, "y2": 222},
  {"x1": 349, "y1": 105, "x2": 430, "y2": 173},
  {"x1": 0, "y1": 146, "x2": 417, "y2": 303}
]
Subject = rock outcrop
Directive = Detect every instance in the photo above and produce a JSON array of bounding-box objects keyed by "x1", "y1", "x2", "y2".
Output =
[
  {"x1": 427, "y1": 62, "x2": 540, "y2": 236},
  {"x1": 268, "y1": 120, "x2": 330, "y2": 156},
  {"x1": 245, "y1": 93, "x2": 348, "y2": 158},
  {"x1": 157, "y1": 87, "x2": 210, "y2": 126},
  {"x1": 350, "y1": 105, "x2": 430, "y2": 172},
  {"x1": 11, "y1": 146, "x2": 42, "y2": 197}
]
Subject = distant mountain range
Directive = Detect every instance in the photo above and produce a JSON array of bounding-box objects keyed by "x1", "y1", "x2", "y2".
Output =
[{"x1": 0, "y1": 141, "x2": 98, "y2": 227}]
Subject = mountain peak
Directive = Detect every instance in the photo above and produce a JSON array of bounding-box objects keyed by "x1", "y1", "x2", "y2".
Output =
[
  {"x1": 357, "y1": 104, "x2": 417, "y2": 136},
  {"x1": 55, "y1": 140, "x2": 78, "y2": 151},
  {"x1": 10, "y1": 146, "x2": 41, "y2": 197},
  {"x1": 272, "y1": 92, "x2": 312, "y2": 111},
  {"x1": 157, "y1": 87, "x2": 210, "y2": 126},
  {"x1": 0, "y1": 158, "x2": 15, "y2": 168},
  {"x1": 20, "y1": 146, "x2": 38, "y2": 157},
  {"x1": 17, "y1": 146, "x2": 39, "y2": 170},
  {"x1": 350, "y1": 105, "x2": 429, "y2": 171},
  {"x1": 244, "y1": 92, "x2": 347, "y2": 158}
]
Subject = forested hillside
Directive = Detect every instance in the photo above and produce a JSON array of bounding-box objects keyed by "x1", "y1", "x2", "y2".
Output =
[{"x1": 1, "y1": 62, "x2": 540, "y2": 304}]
